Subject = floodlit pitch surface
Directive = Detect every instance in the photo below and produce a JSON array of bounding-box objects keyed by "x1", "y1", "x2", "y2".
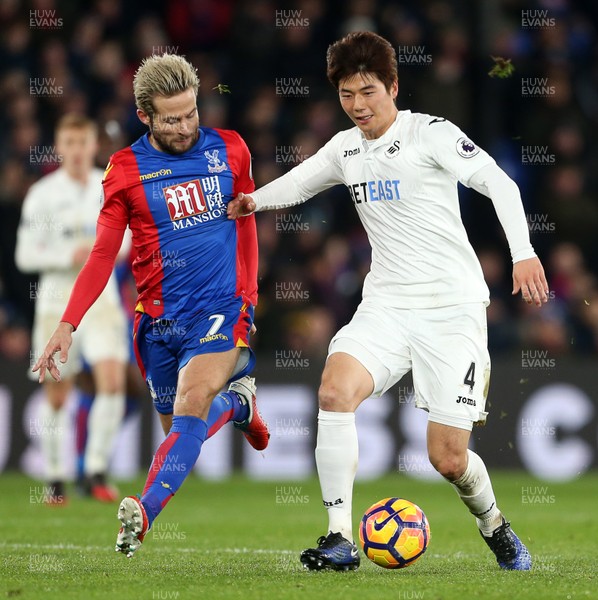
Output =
[{"x1": 1, "y1": 472, "x2": 596, "y2": 599}]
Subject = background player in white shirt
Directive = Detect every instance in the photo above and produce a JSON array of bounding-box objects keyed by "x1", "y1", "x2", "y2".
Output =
[
  {"x1": 16, "y1": 115, "x2": 128, "y2": 504},
  {"x1": 228, "y1": 31, "x2": 548, "y2": 571}
]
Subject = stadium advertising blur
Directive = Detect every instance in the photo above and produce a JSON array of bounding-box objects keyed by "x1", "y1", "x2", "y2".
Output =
[{"x1": 2, "y1": 357, "x2": 596, "y2": 482}]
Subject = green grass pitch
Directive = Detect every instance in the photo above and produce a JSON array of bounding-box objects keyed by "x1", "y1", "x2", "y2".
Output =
[{"x1": 1, "y1": 472, "x2": 596, "y2": 599}]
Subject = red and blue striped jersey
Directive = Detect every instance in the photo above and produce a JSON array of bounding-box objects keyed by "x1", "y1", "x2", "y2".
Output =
[{"x1": 99, "y1": 127, "x2": 257, "y2": 319}]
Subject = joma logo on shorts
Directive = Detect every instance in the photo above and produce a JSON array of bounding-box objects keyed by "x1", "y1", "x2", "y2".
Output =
[{"x1": 456, "y1": 396, "x2": 476, "y2": 406}]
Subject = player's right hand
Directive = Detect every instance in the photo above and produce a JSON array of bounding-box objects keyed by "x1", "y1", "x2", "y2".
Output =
[
  {"x1": 32, "y1": 322, "x2": 74, "y2": 383},
  {"x1": 227, "y1": 193, "x2": 256, "y2": 219},
  {"x1": 512, "y1": 257, "x2": 549, "y2": 307}
]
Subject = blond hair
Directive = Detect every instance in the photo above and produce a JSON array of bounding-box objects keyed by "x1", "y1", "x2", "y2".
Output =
[
  {"x1": 55, "y1": 113, "x2": 98, "y2": 136},
  {"x1": 133, "y1": 53, "x2": 200, "y2": 117}
]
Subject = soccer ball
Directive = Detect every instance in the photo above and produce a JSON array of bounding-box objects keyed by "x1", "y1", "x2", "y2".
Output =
[{"x1": 359, "y1": 497, "x2": 430, "y2": 569}]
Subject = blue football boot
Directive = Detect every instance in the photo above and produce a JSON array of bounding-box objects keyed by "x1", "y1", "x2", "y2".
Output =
[
  {"x1": 300, "y1": 532, "x2": 360, "y2": 571},
  {"x1": 480, "y1": 518, "x2": 532, "y2": 570}
]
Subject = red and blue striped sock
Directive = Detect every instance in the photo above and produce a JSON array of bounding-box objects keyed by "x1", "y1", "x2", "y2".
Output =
[
  {"x1": 206, "y1": 391, "x2": 249, "y2": 438},
  {"x1": 141, "y1": 415, "x2": 208, "y2": 526}
]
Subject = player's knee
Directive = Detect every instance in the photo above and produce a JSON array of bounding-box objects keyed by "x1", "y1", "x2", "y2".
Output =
[
  {"x1": 318, "y1": 379, "x2": 355, "y2": 412},
  {"x1": 174, "y1": 382, "x2": 219, "y2": 417},
  {"x1": 97, "y1": 380, "x2": 121, "y2": 395},
  {"x1": 429, "y1": 452, "x2": 467, "y2": 481}
]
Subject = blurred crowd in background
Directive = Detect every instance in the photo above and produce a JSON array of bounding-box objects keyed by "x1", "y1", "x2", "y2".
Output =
[{"x1": 0, "y1": 0, "x2": 597, "y2": 364}]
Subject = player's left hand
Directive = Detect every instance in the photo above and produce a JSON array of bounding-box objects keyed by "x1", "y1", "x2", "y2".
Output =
[
  {"x1": 512, "y1": 257, "x2": 549, "y2": 306},
  {"x1": 31, "y1": 322, "x2": 74, "y2": 383}
]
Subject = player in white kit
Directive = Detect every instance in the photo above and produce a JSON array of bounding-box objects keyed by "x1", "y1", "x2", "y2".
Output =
[
  {"x1": 228, "y1": 32, "x2": 547, "y2": 571},
  {"x1": 16, "y1": 115, "x2": 128, "y2": 504}
]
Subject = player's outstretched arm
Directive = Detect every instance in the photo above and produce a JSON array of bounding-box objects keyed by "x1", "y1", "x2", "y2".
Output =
[
  {"x1": 228, "y1": 138, "x2": 344, "y2": 221},
  {"x1": 227, "y1": 193, "x2": 256, "y2": 219},
  {"x1": 468, "y1": 163, "x2": 550, "y2": 306},
  {"x1": 512, "y1": 257, "x2": 549, "y2": 307},
  {"x1": 32, "y1": 322, "x2": 74, "y2": 383}
]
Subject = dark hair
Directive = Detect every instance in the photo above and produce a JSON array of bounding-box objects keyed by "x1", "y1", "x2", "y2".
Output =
[{"x1": 326, "y1": 31, "x2": 398, "y2": 92}]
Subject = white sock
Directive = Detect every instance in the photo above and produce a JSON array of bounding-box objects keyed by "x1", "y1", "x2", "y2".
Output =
[
  {"x1": 449, "y1": 449, "x2": 503, "y2": 536},
  {"x1": 84, "y1": 392, "x2": 125, "y2": 476},
  {"x1": 38, "y1": 400, "x2": 68, "y2": 482},
  {"x1": 315, "y1": 409, "x2": 358, "y2": 542}
]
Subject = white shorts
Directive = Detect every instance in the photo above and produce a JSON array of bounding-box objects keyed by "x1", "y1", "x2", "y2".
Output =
[
  {"x1": 31, "y1": 304, "x2": 128, "y2": 381},
  {"x1": 328, "y1": 301, "x2": 491, "y2": 431}
]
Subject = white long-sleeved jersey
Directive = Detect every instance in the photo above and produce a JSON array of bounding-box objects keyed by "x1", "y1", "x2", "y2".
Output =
[
  {"x1": 15, "y1": 167, "x2": 123, "y2": 315},
  {"x1": 252, "y1": 110, "x2": 535, "y2": 309}
]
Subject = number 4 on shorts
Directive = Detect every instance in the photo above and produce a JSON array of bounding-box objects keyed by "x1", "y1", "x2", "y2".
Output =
[{"x1": 464, "y1": 362, "x2": 475, "y2": 392}]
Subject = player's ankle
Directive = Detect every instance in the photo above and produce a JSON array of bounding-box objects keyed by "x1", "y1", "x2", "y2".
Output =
[
  {"x1": 328, "y1": 521, "x2": 353, "y2": 542},
  {"x1": 477, "y1": 511, "x2": 503, "y2": 536}
]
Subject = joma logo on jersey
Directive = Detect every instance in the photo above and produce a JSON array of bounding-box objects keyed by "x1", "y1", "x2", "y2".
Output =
[
  {"x1": 163, "y1": 179, "x2": 207, "y2": 221},
  {"x1": 343, "y1": 147, "x2": 360, "y2": 157}
]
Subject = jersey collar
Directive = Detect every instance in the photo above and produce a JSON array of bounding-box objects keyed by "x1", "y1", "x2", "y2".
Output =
[
  {"x1": 139, "y1": 128, "x2": 204, "y2": 157},
  {"x1": 359, "y1": 110, "x2": 410, "y2": 151}
]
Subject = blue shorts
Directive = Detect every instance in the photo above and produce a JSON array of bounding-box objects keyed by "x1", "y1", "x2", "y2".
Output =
[{"x1": 133, "y1": 296, "x2": 255, "y2": 415}]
